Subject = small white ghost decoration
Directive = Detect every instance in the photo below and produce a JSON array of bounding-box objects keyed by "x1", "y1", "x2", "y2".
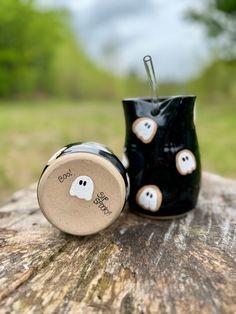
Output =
[
  {"x1": 176, "y1": 149, "x2": 196, "y2": 175},
  {"x1": 132, "y1": 117, "x2": 157, "y2": 144},
  {"x1": 69, "y1": 175, "x2": 94, "y2": 201},
  {"x1": 136, "y1": 185, "x2": 162, "y2": 212}
]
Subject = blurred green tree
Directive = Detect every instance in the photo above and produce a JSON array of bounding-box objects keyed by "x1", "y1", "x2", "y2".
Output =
[
  {"x1": 187, "y1": 0, "x2": 236, "y2": 59},
  {"x1": 0, "y1": 0, "x2": 67, "y2": 97},
  {"x1": 0, "y1": 0, "x2": 147, "y2": 100}
]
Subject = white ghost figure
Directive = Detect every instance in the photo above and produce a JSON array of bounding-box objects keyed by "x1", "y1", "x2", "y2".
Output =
[
  {"x1": 69, "y1": 176, "x2": 94, "y2": 201},
  {"x1": 121, "y1": 152, "x2": 129, "y2": 169},
  {"x1": 136, "y1": 185, "x2": 162, "y2": 212},
  {"x1": 132, "y1": 117, "x2": 157, "y2": 144},
  {"x1": 176, "y1": 149, "x2": 196, "y2": 175}
]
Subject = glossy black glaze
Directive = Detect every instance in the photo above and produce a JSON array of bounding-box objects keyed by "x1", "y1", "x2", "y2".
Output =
[
  {"x1": 40, "y1": 142, "x2": 129, "y2": 194},
  {"x1": 123, "y1": 96, "x2": 201, "y2": 217}
]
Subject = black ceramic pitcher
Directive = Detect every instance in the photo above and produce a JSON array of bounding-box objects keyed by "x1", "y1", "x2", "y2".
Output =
[{"x1": 122, "y1": 96, "x2": 201, "y2": 218}]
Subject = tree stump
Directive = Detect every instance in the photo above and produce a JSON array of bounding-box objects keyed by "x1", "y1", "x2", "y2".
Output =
[{"x1": 0, "y1": 172, "x2": 236, "y2": 314}]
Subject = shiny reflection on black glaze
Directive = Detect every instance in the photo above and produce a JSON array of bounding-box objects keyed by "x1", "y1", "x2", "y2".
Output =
[{"x1": 123, "y1": 96, "x2": 201, "y2": 217}]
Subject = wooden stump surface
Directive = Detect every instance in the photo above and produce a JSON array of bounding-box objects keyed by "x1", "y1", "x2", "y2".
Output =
[{"x1": 0, "y1": 172, "x2": 236, "y2": 314}]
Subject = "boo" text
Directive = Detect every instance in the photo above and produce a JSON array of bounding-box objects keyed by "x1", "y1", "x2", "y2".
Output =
[{"x1": 58, "y1": 169, "x2": 72, "y2": 183}]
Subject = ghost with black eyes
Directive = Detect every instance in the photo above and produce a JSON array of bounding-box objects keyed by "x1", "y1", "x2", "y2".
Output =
[
  {"x1": 69, "y1": 175, "x2": 94, "y2": 201},
  {"x1": 132, "y1": 117, "x2": 157, "y2": 143},
  {"x1": 176, "y1": 149, "x2": 196, "y2": 175},
  {"x1": 136, "y1": 185, "x2": 162, "y2": 212}
]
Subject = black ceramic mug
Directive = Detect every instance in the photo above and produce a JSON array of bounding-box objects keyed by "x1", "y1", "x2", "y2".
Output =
[
  {"x1": 38, "y1": 142, "x2": 129, "y2": 235},
  {"x1": 122, "y1": 96, "x2": 201, "y2": 218}
]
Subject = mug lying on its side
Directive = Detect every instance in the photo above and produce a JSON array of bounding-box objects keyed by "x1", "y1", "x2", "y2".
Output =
[{"x1": 38, "y1": 142, "x2": 129, "y2": 236}]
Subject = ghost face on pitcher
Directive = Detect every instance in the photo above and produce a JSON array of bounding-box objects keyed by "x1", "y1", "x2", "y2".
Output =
[
  {"x1": 136, "y1": 185, "x2": 162, "y2": 212},
  {"x1": 69, "y1": 175, "x2": 94, "y2": 201},
  {"x1": 132, "y1": 117, "x2": 157, "y2": 144},
  {"x1": 176, "y1": 149, "x2": 196, "y2": 175}
]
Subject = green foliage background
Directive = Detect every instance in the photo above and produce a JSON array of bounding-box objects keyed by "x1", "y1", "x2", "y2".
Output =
[
  {"x1": 0, "y1": 0, "x2": 148, "y2": 100},
  {"x1": 0, "y1": 0, "x2": 65, "y2": 97}
]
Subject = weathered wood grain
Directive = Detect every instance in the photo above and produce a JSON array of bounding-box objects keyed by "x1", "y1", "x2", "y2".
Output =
[{"x1": 0, "y1": 172, "x2": 236, "y2": 314}]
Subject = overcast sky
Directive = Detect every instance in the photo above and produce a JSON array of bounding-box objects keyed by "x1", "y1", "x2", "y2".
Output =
[{"x1": 40, "y1": 0, "x2": 210, "y2": 82}]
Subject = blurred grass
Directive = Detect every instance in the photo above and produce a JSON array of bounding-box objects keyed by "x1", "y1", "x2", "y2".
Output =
[
  {"x1": 0, "y1": 100, "x2": 125, "y2": 204},
  {"x1": 195, "y1": 101, "x2": 236, "y2": 176},
  {"x1": 0, "y1": 99, "x2": 236, "y2": 204}
]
